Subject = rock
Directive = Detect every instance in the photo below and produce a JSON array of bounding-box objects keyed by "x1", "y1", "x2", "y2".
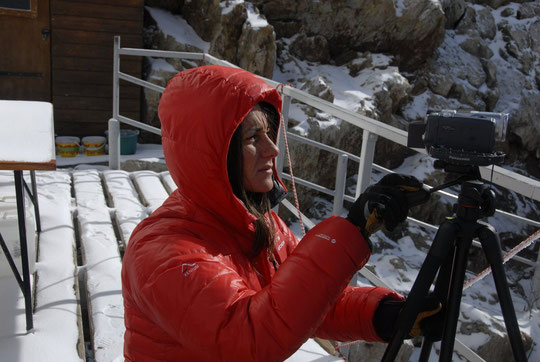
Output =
[
  {"x1": 257, "y1": 0, "x2": 445, "y2": 70},
  {"x1": 441, "y1": 0, "x2": 467, "y2": 29},
  {"x1": 300, "y1": 76, "x2": 335, "y2": 103},
  {"x1": 530, "y1": 20, "x2": 540, "y2": 53},
  {"x1": 459, "y1": 307, "x2": 533, "y2": 361},
  {"x1": 271, "y1": 20, "x2": 302, "y2": 39},
  {"x1": 481, "y1": 59, "x2": 498, "y2": 88},
  {"x1": 468, "y1": 0, "x2": 522, "y2": 9},
  {"x1": 235, "y1": 4, "x2": 276, "y2": 78},
  {"x1": 142, "y1": 1, "x2": 277, "y2": 133},
  {"x1": 347, "y1": 56, "x2": 372, "y2": 78},
  {"x1": 455, "y1": 4, "x2": 479, "y2": 35},
  {"x1": 210, "y1": 2, "x2": 248, "y2": 63},
  {"x1": 459, "y1": 37, "x2": 494, "y2": 59},
  {"x1": 418, "y1": 35, "x2": 488, "y2": 110},
  {"x1": 348, "y1": 340, "x2": 413, "y2": 361},
  {"x1": 145, "y1": 0, "x2": 183, "y2": 14},
  {"x1": 141, "y1": 58, "x2": 180, "y2": 142},
  {"x1": 511, "y1": 91, "x2": 540, "y2": 154},
  {"x1": 374, "y1": 71, "x2": 411, "y2": 117},
  {"x1": 290, "y1": 34, "x2": 331, "y2": 63},
  {"x1": 182, "y1": 0, "x2": 221, "y2": 42},
  {"x1": 252, "y1": 0, "x2": 297, "y2": 21},
  {"x1": 517, "y1": 2, "x2": 540, "y2": 19},
  {"x1": 476, "y1": 7, "x2": 497, "y2": 40}
]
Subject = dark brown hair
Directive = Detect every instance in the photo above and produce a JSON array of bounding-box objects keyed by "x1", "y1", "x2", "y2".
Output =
[{"x1": 227, "y1": 102, "x2": 279, "y2": 258}]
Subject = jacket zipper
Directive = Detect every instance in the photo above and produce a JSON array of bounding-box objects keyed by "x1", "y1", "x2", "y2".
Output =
[{"x1": 269, "y1": 256, "x2": 279, "y2": 271}]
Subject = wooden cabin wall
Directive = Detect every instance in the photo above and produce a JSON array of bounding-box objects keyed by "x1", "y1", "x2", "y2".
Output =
[{"x1": 51, "y1": 0, "x2": 144, "y2": 137}]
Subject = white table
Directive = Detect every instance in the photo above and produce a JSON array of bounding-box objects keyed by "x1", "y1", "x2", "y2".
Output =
[{"x1": 0, "y1": 100, "x2": 56, "y2": 331}]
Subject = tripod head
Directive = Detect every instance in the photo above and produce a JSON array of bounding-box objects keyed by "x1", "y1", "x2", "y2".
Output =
[{"x1": 423, "y1": 161, "x2": 497, "y2": 221}]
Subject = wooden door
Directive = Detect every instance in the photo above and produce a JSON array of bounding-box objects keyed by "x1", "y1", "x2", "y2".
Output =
[{"x1": 0, "y1": 0, "x2": 51, "y2": 101}]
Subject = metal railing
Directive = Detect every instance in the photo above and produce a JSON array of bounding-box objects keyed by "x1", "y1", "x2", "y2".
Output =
[{"x1": 110, "y1": 36, "x2": 540, "y2": 361}]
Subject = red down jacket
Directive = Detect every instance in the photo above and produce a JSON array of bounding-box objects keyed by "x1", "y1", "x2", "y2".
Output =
[{"x1": 121, "y1": 65, "x2": 402, "y2": 361}]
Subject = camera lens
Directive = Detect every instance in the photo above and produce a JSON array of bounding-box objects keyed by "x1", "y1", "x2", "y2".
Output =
[{"x1": 470, "y1": 111, "x2": 508, "y2": 142}]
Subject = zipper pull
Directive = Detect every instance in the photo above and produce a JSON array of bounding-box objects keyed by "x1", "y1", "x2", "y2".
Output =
[{"x1": 269, "y1": 256, "x2": 280, "y2": 271}]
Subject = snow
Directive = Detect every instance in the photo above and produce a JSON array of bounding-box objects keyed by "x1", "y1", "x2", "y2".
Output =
[
  {"x1": 146, "y1": 57, "x2": 177, "y2": 74},
  {"x1": 394, "y1": 0, "x2": 406, "y2": 17},
  {"x1": 245, "y1": 2, "x2": 269, "y2": 29},
  {"x1": 1, "y1": 3, "x2": 539, "y2": 361},
  {"x1": 145, "y1": 6, "x2": 210, "y2": 53},
  {"x1": 220, "y1": 0, "x2": 244, "y2": 16},
  {"x1": 0, "y1": 164, "x2": 346, "y2": 361},
  {"x1": 0, "y1": 171, "x2": 82, "y2": 362},
  {"x1": 274, "y1": 52, "x2": 400, "y2": 117},
  {"x1": 0, "y1": 100, "x2": 55, "y2": 163}
]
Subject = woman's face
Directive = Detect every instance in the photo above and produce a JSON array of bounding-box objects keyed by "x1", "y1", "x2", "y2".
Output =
[{"x1": 241, "y1": 106, "x2": 280, "y2": 193}]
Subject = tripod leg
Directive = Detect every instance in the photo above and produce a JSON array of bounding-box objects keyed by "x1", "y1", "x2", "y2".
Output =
[
  {"x1": 418, "y1": 243, "x2": 459, "y2": 361},
  {"x1": 478, "y1": 224, "x2": 527, "y2": 362},
  {"x1": 439, "y1": 236, "x2": 472, "y2": 361},
  {"x1": 382, "y1": 221, "x2": 458, "y2": 362}
]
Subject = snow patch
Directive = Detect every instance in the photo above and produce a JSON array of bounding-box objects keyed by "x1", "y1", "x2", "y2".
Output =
[{"x1": 145, "y1": 6, "x2": 210, "y2": 53}]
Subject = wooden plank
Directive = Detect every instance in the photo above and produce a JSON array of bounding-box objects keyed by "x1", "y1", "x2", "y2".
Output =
[
  {"x1": 54, "y1": 95, "x2": 140, "y2": 111},
  {"x1": 54, "y1": 69, "x2": 113, "y2": 85},
  {"x1": 52, "y1": 15, "x2": 141, "y2": 33},
  {"x1": 54, "y1": 109, "x2": 140, "y2": 123},
  {"x1": 131, "y1": 171, "x2": 169, "y2": 213},
  {"x1": 52, "y1": 43, "x2": 114, "y2": 60},
  {"x1": 62, "y1": 0, "x2": 144, "y2": 8},
  {"x1": 53, "y1": 56, "x2": 141, "y2": 73},
  {"x1": 73, "y1": 170, "x2": 124, "y2": 362},
  {"x1": 0, "y1": 160, "x2": 56, "y2": 171},
  {"x1": 53, "y1": 82, "x2": 140, "y2": 98},
  {"x1": 54, "y1": 122, "x2": 110, "y2": 137},
  {"x1": 54, "y1": 69, "x2": 142, "y2": 86},
  {"x1": 52, "y1": 29, "x2": 141, "y2": 47},
  {"x1": 103, "y1": 170, "x2": 147, "y2": 246},
  {"x1": 51, "y1": 0, "x2": 143, "y2": 21},
  {"x1": 53, "y1": 0, "x2": 143, "y2": 9}
]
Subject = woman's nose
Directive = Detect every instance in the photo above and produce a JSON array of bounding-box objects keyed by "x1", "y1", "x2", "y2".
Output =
[{"x1": 262, "y1": 135, "x2": 280, "y2": 158}]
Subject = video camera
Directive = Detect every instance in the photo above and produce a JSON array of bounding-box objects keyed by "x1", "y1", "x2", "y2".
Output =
[{"x1": 407, "y1": 110, "x2": 508, "y2": 167}]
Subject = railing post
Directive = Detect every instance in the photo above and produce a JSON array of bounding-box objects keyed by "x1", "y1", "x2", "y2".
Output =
[
  {"x1": 333, "y1": 154, "x2": 348, "y2": 216},
  {"x1": 113, "y1": 36, "x2": 120, "y2": 120},
  {"x1": 276, "y1": 94, "x2": 291, "y2": 177},
  {"x1": 108, "y1": 118, "x2": 120, "y2": 169},
  {"x1": 532, "y1": 249, "x2": 540, "y2": 308},
  {"x1": 110, "y1": 36, "x2": 121, "y2": 170},
  {"x1": 356, "y1": 129, "x2": 378, "y2": 198}
]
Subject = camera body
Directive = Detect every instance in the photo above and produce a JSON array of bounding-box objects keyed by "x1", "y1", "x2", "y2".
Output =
[{"x1": 407, "y1": 110, "x2": 508, "y2": 166}]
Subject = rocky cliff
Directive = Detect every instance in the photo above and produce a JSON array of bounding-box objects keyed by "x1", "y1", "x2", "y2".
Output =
[
  {"x1": 139, "y1": 2, "x2": 540, "y2": 358},
  {"x1": 142, "y1": 0, "x2": 539, "y2": 177}
]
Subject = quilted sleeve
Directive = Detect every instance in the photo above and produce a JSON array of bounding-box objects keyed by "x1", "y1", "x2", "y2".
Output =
[
  {"x1": 129, "y1": 216, "x2": 373, "y2": 361},
  {"x1": 315, "y1": 285, "x2": 404, "y2": 342}
]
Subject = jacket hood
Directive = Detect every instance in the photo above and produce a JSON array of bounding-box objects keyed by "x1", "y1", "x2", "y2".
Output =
[{"x1": 158, "y1": 65, "x2": 283, "y2": 241}]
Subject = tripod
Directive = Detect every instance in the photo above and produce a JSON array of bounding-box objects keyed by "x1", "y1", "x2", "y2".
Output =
[{"x1": 382, "y1": 166, "x2": 527, "y2": 362}]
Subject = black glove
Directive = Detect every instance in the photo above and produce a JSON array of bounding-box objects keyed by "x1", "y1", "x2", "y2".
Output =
[
  {"x1": 347, "y1": 173, "x2": 425, "y2": 238},
  {"x1": 373, "y1": 295, "x2": 443, "y2": 342}
]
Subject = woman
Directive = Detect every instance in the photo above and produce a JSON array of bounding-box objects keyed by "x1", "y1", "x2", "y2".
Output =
[{"x1": 122, "y1": 65, "x2": 421, "y2": 361}]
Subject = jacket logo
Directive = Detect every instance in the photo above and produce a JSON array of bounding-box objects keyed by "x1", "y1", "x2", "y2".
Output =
[
  {"x1": 316, "y1": 233, "x2": 336, "y2": 244},
  {"x1": 277, "y1": 240, "x2": 285, "y2": 251},
  {"x1": 182, "y1": 263, "x2": 199, "y2": 277}
]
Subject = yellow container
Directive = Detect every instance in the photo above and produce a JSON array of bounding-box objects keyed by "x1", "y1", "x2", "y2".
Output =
[
  {"x1": 55, "y1": 136, "x2": 80, "y2": 157},
  {"x1": 82, "y1": 136, "x2": 106, "y2": 156}
]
